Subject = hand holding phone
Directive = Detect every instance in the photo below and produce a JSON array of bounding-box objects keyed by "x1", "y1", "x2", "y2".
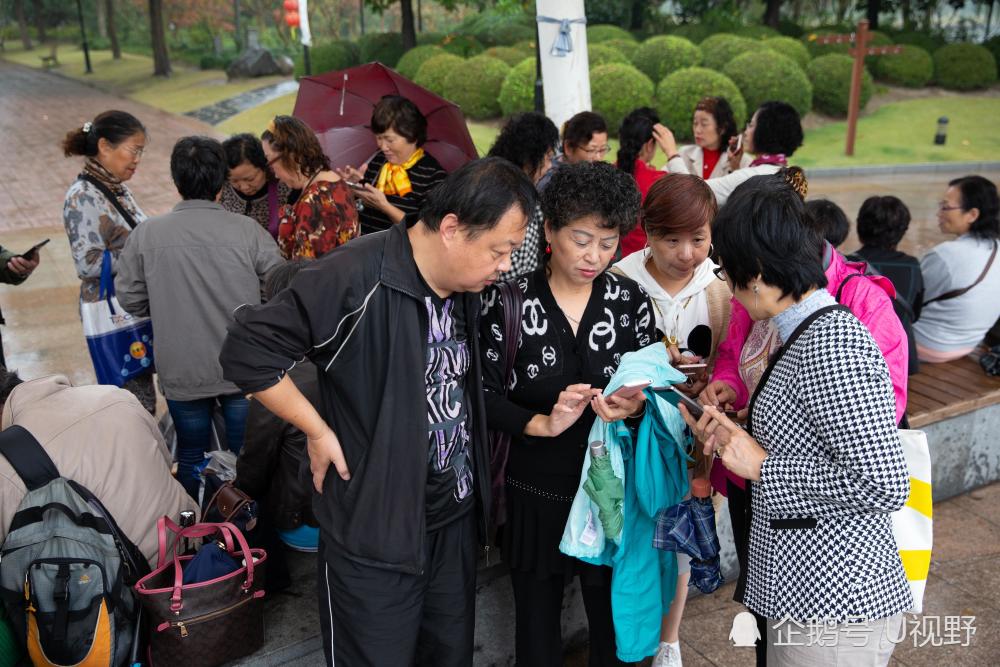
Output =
[
  {"x1": 18, "y1": 238, "x2": 50, "y2": 259},
  {"x1": 668, "y1": 385, "x2": 705, "y2": 419},
  {"x1": 608, "y1": 379, "x2": 652, "y2": 401}
]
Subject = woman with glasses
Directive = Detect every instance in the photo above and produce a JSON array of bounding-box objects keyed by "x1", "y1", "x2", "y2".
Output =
[
  {"x1": 61, "y1": 110, "x2": 156, "y2": 413},
  {"x1": 219, "y1": 133, "x2": 291, "y2": 239},
  {"x1": 676, "y1": 96, "x2": 751, "y2": 181},
  {"x1": 913, "y1": 176, "x2": 1000, "y2": 362},
  {"x1": 262, "y1": 116, "x2": 359, "y2": 259},
  {"x1": 537, "y1": 112, "x2": 610, "y2": 192}
]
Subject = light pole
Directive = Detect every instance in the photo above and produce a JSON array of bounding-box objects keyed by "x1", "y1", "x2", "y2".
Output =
[{"x1": 76, "y1": 0, "x2": 93, "y2": 73}]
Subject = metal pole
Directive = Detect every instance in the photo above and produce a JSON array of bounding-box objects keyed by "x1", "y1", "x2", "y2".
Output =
[
  {"x1": 845, "y1": 19, "x2": 868, "y2": 156},
  {"x1": 76, "y1": 0, "x2": 93, "y2": 74},
  {"x1": 533, "y1": 22, "x2": 543, "y2": 113},
  {"x1": 359, "y1": 0, "x2": 365, "y2": 35}
]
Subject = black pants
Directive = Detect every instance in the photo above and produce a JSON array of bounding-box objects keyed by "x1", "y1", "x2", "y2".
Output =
[
  {"x1": 509, "y1": 565, "x2": 626, "y2": 667},
  {"x1": 318, "y1": 511, "x2": 476, "y2": 667},
  {"x1": 727, "y1": 479, "x2": 766, "y2": 667}
]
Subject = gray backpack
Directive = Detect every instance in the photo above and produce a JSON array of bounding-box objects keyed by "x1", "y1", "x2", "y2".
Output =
[{"x1": 0, "y1": 425, "x2": 149, "y2": 666}]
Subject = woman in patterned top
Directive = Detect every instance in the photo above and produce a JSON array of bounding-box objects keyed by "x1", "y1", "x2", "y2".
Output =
[
  {"x1": 61, "y1": 110, "x2": 155, "y2": 413},
  {"x1": 480, "y1": 161, "x2": 656, "y2": 667},
  {"x1": 219, "y1": 133, "x2": 291, "y2": 238},
  {"x1": 262, "y1": 116, "x2": 358, "y2": 259},
  {"x1": 337, "y1": 95, "x2": 447, "y2": 235}
]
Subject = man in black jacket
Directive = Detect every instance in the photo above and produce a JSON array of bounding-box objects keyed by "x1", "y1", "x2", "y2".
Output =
[{"x1": 220, "y1": 157, "x2": 535, "y2": 666}]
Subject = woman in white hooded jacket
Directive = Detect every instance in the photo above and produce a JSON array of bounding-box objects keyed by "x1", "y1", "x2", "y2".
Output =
[{"x1": 612, "y1": 172, "x2": 731, "y2": 667}]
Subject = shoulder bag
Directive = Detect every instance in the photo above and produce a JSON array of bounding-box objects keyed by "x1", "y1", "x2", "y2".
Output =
[{"x1": 488, "y1": 280, "x2": 524, "y2": 532}]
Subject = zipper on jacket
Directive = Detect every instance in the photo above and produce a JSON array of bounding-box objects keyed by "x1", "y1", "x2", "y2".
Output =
[{"x1": 168, "y1": 594, "x2": 258, "y2": 638}]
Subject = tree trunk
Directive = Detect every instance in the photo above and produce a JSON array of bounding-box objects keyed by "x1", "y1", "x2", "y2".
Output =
[
  {"x1": 31, "y1": 0, "x2": 46, "y2": 42},
  {"x1": 400, "y1": 0, "x2": 416, "y2": 50},
  {"x1": 96, "y1": 0, "x2": 108, "y2": 38},
  {"x1": 629, "y1": 0, "x2": 646, "y2": 31},
  {"x1": 149, "y1": 0, "x2": 172, "y2": 76},
  {"x1": 867, "y1": 0, "x2": 880, "y2": 30},
  {"x1": 987, "y1": 0, "x2": 995, "y2": 40},
  {"x1": 107, "y1": 0, "x2": 121, "y2": 59},
  {"x1": 762, "y1": 0, "x2": 782, "y2": 28},
  {"x1": 900, "y1": 0, "x2": 913, "y2": 31},
  {"x1": 14, "y1": 0, "x2": 33, "y2": 50}
]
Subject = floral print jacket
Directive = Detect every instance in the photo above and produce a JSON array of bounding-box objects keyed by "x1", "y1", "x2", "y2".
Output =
[{"x1": 278, "y1": 179, "x2": 359, "y2": 259}]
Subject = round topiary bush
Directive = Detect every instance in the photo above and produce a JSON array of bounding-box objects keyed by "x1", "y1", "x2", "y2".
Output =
[
  {"x1": 654, "y1": 67, "x2": 747, "y2": 142},
  {"x1": 295, "y1": 40, "x2": 357, "y2": 77},
  {"x1": 440, "y1": 33, "x2": 485, "y2": 57},
  {"x1": 588, "y1": 24, "x2": 636, "y2": 43},
  {"x1": 934, "y1": 42, "x2": 998, "y2": 90},
  {"x1": 416, "y1": 32, "x2": 444, "y2": 46},
  {"x1": 485, "y1": 46, "x2": 528, "y2": 67},
  {"x1": 414, "y1": 53, "x2": 465, "y2": 97},
  {"x1": 395, "y1": 45, "x2": 445, "y2": 79},
  {"x1": 762, "y1": 36, "x2": 811, "y2": 69},
  {"x1": 481, "y1": 23, "x2": 535, "y2": 47},
  {"x1": 604, "y1": 38, "x2": 639, "y2": 63},
  {"x1": 633, "y1": 35, "x2": 702, "y2": 83},
  {"x1": 986, "y1": 35, "x2": 1000, "y2": 71},
  {"x1": 498, "y1": 57, "x2": 536, "y2": 117},
  {"x1": 723, "y1": 50, "x2": 812, "y2": 118},
  {"x1": 589, "y1": 43, "x2": 630, "y2": 68},
  {"x1": 806, "y1": 54, "x2": 873, "y2": 116},
  {"x1": 669, "y1": 23, "x2": 714, "y2": 45},
  {"x1": 874, "y1": 46, "x2": 933, "y2": 88},
  {"x1": 441, "y1": 55, "x2": 510, "y2": 119},
  {"x1": 699, "y1": 33, "x2": 759, "y2": 71},
  {"x1": 358, "y1": 32, "x2": 407, "y2": 67},
  {"x1": 590, "y1": 63, "x2": 655, "y2": 136},
  {"x1": 777, "y1": 19, "x2": 804, "y2": 38},
  {"x1": 893, "y1": 30, "x2": 946, "y2": 54},
  {"x1": 735, "y1": 25, "x2": 781, "y2": 40}
]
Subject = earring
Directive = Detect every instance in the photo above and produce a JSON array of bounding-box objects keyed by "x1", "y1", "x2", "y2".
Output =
[
  {"x1": 545, "y1": 242, "x2": 552, "y2": 255},
  {"x1": 753, "y1": 282, "x2": 759, "y2": 309},
  {"x1": 709, "y1": 243, "x2": 715, "y2": 257}
]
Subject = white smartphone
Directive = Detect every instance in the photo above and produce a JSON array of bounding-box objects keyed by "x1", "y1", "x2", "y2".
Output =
[{"x1": 608, "y1": 379, "x2": 652, "y2": 401}]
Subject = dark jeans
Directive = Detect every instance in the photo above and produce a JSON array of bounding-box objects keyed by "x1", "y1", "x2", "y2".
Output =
[
  {"x1": 166, "y1": 394, "x2": 249, "y2": 498},
  {"x1": 728, "y1": 479, "x2": 766, "y2": 667}
]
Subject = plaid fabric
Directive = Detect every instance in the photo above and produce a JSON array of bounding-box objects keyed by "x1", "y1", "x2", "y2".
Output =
[
  {"x1": 654, "y1": 498, "x2": 724, "y2": 593},
  {"x1": 500, "y1": 204, "x2": 544, "y2": 282}
]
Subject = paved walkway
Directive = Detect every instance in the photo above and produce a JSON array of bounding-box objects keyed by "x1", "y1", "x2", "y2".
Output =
[{"x1": 185, "y1": 80, "x2": 299, "y2": 125}]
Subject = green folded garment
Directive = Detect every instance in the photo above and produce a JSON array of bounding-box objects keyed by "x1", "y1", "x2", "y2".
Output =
[
  {"x1": 0, "y1": 607, "x2": 23, "y2": 667},
  {"x1": 583, "y1": 454, "x2": 625, "y2": 539}
]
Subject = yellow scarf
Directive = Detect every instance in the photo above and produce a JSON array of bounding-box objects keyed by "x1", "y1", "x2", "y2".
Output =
[{"x1": 375, "y1": 148, "x2": 425, "y2": 197}]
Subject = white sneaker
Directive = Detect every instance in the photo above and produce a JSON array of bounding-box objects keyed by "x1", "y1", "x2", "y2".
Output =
[{"x1": 652, "y1": 641, "x2": 683, "y2": 667}]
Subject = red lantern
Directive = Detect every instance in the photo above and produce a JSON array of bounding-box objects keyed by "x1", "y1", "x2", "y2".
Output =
[
  {"x1": 285, "y1": 10, "x2": 300, "y2": 27},
  {"x1": 283, "y1": 0, "x2": 297, "y2": 11}
]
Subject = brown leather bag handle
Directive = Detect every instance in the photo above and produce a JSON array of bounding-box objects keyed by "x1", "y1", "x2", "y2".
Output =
[{"x1": 923, "y1": 240, "x2": 997, "y2": 306}]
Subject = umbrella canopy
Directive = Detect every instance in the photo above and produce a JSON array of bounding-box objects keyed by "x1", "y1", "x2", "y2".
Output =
[
  {"x1": 583, "y1": 445, "x2": 625, "y2": 540},
  {"x1": 653, "y1": 497, "x2": 724, "y2": 594},
  {"x1": 292, "y1": 62, "x2": 478, "y2": 172}
]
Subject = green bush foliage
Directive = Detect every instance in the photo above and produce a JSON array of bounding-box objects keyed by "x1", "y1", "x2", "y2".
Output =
[
  {"x1": 460, "y1": 11, "x2": 535, "y2": 47},
  {"x1": 892, "y1": 30, "x2": 946, "y2": 54},
  {"x1": 439, "y1": 34, "x2": 485, "y2": 58},
  {"x1": 934, "y1": 42, "x2": 998, "y2": 90},
  {"x1": 806, "y1": 54, "x2": 873, "y2": 116},
  {"x1": 699, "y1": 33, "x2": 759, "y2": 71},
  {"x1": 633, "y1": 36, "x2": 702, "y2": 83},
  {"x1": 484, "y1": 46, "x2": 529, "y2": 67},
  {"x1": 668, "y1": 23, "x2": 715, "y2": 44},
  {"x1": 588, "y1": 25, "x2": 636, "y2": 43},
  {"x1": 590, "y1": 64, "x2": 655, "y2": 136},
  {"x1": 734, "y1": 25, "x2": 781, "y2": 40},
  {"x1": 604, "y1": 39, "x2": 639, "y2": 62},
  {"x1": 777, "y1": 19, "x2": 805, "y2": 38},
  {"x1": 654, "y1": 67, "x2": 747, "y2": 142},
  {"x1": 395, "y1": 45, "x2": 445, "y2": 79},
  {"x1": 295, "y1": 40, "x2": 357, "y2": 78},
  {"x1": 723, "y1": 50, "x2": 812, "y2": 118},
  {"x1": 986, "y1": 36, "x2": 1000, "y2": 71},
  {"x1": 874, "y1": 46, "x2": 933, "y2": 88},
  {"x1": 417, "y1": 32, "x2": 444, "y2": 47},
  {"x1": 441, "y1": 55, "x2": 510, "y2": 119},
  {"x1": 498, "y1": 57, "x2": 537, "y2": 117},
  {"x1": 358, "y1": 32, "x2": 408, "y2": 67},
  {"x1": 414, "y1": 53, "x2": 465, "y2": 97},
  {"x1": 761, "y1": 36, "x2": 811, "y2": 69},
  {"x1": 589, "y1": 43, "x2": 630, "y2": 68}
]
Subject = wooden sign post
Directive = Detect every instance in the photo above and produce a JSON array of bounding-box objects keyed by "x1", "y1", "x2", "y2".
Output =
[{"x1": 809, "y1": 20, "x2": 903, "y2": 156}]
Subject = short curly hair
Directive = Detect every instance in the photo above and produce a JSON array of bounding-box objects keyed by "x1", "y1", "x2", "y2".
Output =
[
  {"x1": 488, "y1": 112, "x2": 559, "y2": 178},
  {"x1": 752, "y1": 101, "x2": 803, "y2": 157},
  {"x1": 261, "y1": 115, "x2": 330, "y2": 177},
  {"x1": 541, "y1": 161, "x2": 641, "y2": 235},
  {"x1": 857, "y1": 195, "x2": 912, "y2": 250}
]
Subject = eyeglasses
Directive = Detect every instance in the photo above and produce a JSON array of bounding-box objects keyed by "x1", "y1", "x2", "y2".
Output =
[
  {"x1": 580, "y1": 145, "x2": 610, "y2": 157},
  {"x1": 122, "y1": 145, "x2": 145, "y2": 158},
  {"x1": 267, "y1": 154, "x2": 283, "y2": 168},
  {"x1": 937, "y1": 202, "x2": 963, "y2": 212},
  {"x1": 713, "y1": 266, "x2": 728, "y2": 282}
]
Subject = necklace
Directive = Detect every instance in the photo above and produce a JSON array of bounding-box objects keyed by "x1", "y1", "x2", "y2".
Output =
[{"x1": 563, "y1": 310, "x2": 581, "y2": 325}]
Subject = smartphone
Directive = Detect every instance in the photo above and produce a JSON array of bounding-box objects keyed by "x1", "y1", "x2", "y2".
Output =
[
  {"x1": 667, "y1": 385, "x2": 705, "y2": 419},
  {"x1": 676, "y1": 362, "x2": 707, "y2": 379},
  {"x1": 608, "y1": 379, "x2": 652, "y2": 401},
  {"x1": 18, "y1": 238, "x2": 50, "y2": 259},
  {"x1": 346, "y1": 181, "x2": 365, "y2": 189},
  {"x1": 735, "y1": 133, "x2": 743, "y2": 152}
]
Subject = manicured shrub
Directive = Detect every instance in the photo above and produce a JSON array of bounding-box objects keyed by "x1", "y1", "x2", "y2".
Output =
[
  {"x1": 485, "y1": 46, "x2": 529, "y2": 67},
  {"x1": 723, "y1": 50, "x2": 812, "y2": 118},
  {"x1": 874, "y1": 46, "x2": 933, "y2": 88},
  {"x1": 512, "y1": 40, "x2": 537, "y2": 58},
  {"x1": 892, "y1": 30, "x2": 946, "y2": 54},
  {"x1": 668, "y1": 23, "x2": 714, "y2": 44},
  {"x1": 464, "y1": 12, "x2": 535, "y2": 47},
  {"x1": 295, "y1": 40, "x2": 357, "y2": 78},
  {"x1": 934, "y1": 42, "x2": 998, "y2": 90},
  {"x1": 588, "y1": 25, "x2": 636, "y2": 43},
  {"x1": 654, "y1": 67, "x2": 747, "y2": 142},
  {"x1": 441, "y1": 55, "x2": 510, "y2": 119},
  {"x1": 590, "y1": 63, "x2": 655, "y2": 136},
  {"x1": 806, "y1": 54, "x2": 873, "y2": 116},
  {"x1": 358, "y1": 32, "x2": 407, "y2": 67},
  {"x1": 735, "y1": 25, "x2": 780, "y2": 40},
  {"x1": 633, "y1": 35, "x2": 702, "y2": 83},
  {"x1": 605, "y1": 38, "x2": 639, "y2": 63},
  {"x1": 589, "y1": 43, "x2": 629, "y2": 68},
  {"x1": 762, "y1": 36, "x2": 811, "y2": 69},
  {"x1": 777, "y1": 19, "x2": 804, "y2": 38},
  {"x1": 699, "y1": 33, "x2": 759, "y2": 71},
  {"x1": 440, "y1": 34, "x2": 485, "y2": 58},
  {"x1": 498, "y1": 57, "x2": 537, "y2": 117},
  {"x1": 414, "y1": 53, "x2": 465, "y2": 97},
  {"x1": 395, "y1": 45, "x2": 445, "y2": 79},
  {"x1": 986, "y1": 35, "x2": 1000, "y2": 71}
]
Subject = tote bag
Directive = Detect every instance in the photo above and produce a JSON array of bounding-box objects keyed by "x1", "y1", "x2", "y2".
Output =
[
  {"x1": 82, "y1": 249, "x2": 155, "y2": 386},
  {"x1": 893, "y1": 428, "x2": 933, "y2": 614}
]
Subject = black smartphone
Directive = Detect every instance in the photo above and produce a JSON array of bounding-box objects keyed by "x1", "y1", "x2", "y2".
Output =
[
  {"x1": 667, "y1": 385, "x2": 705, "y2": 420},
  {"x1": 18, "y1": 238, "x2": 50, "y2": 259}
]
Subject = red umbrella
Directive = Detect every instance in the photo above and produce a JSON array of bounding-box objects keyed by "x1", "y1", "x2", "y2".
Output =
[{"x1": 292, "y1": 62, "x2": 479, "y2": 173}]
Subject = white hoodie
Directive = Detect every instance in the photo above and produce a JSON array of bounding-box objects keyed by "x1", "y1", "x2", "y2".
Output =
[{"x1": 613, "y1": 248, "x2": 719, "y2": 351}]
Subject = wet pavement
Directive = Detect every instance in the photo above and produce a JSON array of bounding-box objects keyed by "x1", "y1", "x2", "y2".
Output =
[{"x1": 185, "y1": 80, "x2": 299, "y2": 125}]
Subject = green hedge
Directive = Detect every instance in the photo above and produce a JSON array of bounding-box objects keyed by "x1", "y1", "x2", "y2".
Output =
[
  {"x1": 499, "y1": 57, "x2": 537, "y2": 117},
  {"x1": 806, "y1": 54, "x2": 873, "y2": 116},
  {"x1": 734, "y1": 25, "x2": 780, "y2": 40},
  {"x1": 777, "y1": 19, "x2": 804, "y2": 38},
  {"x1": 874, "y1": 46, "x2": 933, "y2": 88},
  {"x1": 633, "y1": 35, "x2": 702, "y2": 83},
  {"x1": 485, "y1": 46, "x2": 529, "y2": 67},
  {"x1": 723, "y1": 50, "x2": 812, "y2": 118},
  {"x1": 986, "y1": 36, "x2": 1000, "y2": 71},
  {"x1": 414, "y1": 53, "x2": 465, "y2": 97},
  {"x1": 654, "y1": 67, "x2": 747, "y2": 142},
  {"x1": 699, "y1": 33, "x2": 758, "y2": 71},
  {"x1": 441, "y1": 55, "x2": 510, "y2": 119},
  {"x1": 761, "y1": 36, "x2": 810, "y2": 69},
  {"x1": 440, "y1": 34, "x2": 485, "y2": 57},
  {"x1": 934, "y1": 42, "x2": 998, "y2": 90},
  {"x1": 395, "y1": 45, "x2": 445, "y2": 79},
  {"x1": 892, "y1": 30, "x2": 946, "y2": 54},
  {"x1": 589, "y1": 43, "x2": 630, "y2": 68},
  {"x1": 358, "y1": 32, "x2": 407, "y2": 67},
  {"x1": 605, "y1": 39, "x2": 639, "y2": 63},
  {"x1": 591, "y1": 64, "x2": 655, "y2": 136},
  {"x1": 295, "y1": 40, "x2": 357, "y2": 78},
  {"x1": 588, "y1": 25, "x2": 635, "y2": 43},
  {"x1": 461, "y1": 12, "x2": 535, "y2": 47},
  {"x1": 668, "y1": 23, "x2": 715, "y2": 45}
]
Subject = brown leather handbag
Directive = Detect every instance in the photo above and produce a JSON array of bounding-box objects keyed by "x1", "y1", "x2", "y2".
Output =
[{"x1": 134, "y1": 518, "x2": 267, "y2": 666}]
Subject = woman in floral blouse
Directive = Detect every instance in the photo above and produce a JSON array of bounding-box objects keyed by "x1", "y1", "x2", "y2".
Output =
[
  {"x1": 219, "y1": 133, "x2": 291, "y2": 238},
  {"x1": 262, "y1": 116, "x2": 359, "y2": 259},
  {"x1": 61, "y1": 110, "x2": 156, "y2": 413}
]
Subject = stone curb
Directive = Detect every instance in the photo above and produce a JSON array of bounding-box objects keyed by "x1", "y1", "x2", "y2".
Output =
[{"x1": 805, "y1": 161, "x2": 1000, "y2": 178}]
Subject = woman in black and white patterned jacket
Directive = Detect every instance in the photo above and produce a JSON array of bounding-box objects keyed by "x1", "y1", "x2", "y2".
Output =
[{"x1": 681, "y1": 175, "x2": 912, "y2": 666}]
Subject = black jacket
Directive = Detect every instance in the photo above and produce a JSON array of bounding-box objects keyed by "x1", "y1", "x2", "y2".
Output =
[{"x1": 220, "y1": 223, "x2": 491, "y2": 574}]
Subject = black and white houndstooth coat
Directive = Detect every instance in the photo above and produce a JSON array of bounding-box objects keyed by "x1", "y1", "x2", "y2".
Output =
[{"x1": 740, "y1": 305, "x2": 914, "y2": 623}]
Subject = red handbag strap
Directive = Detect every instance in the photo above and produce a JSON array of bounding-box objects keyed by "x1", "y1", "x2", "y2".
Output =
[{"x1": 169, "y1": 521, "x2": 256, "y2": 612}]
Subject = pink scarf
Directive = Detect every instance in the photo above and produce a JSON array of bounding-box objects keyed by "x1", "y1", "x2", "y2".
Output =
[{"x1": 749, "y1": 153, "x2": 787, "y2": 167}]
